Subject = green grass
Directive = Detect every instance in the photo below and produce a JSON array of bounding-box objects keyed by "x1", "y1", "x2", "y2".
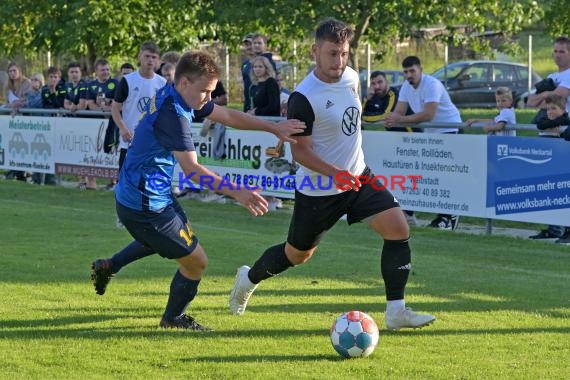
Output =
[{"x1": 0, "y1": 181, "x2": 568, "y2": 379}]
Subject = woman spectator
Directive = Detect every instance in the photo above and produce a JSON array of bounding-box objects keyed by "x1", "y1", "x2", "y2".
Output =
[
  {"x1": 4, "y1": 62, "x2": 32, "y2": 107},
  {"x1": 247, "y1": 56, "x2": 282, "y2": 210},
  {"x1": 247, "y1": 56, "x2": 280, "y2": 117}
]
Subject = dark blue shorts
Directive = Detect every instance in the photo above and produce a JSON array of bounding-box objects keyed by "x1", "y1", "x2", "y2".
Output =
[{"x1": 116, "y1": 199, "x2": 199, "y2": 259}]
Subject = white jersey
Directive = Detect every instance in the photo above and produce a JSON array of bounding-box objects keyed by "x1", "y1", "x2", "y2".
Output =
[
  {"x1": 398, "y1": 73, "x2": 462, "y2": 133},
  {"x1": 119, "y1": 71, "x2": 166, "y2": 149},
  {"x1": 293, "y1": 66, "x2": 365, "y2": 196},
  {"x1": 493, "y1": 107, "x2": 517, "y2": 136},
  {"x1": 547, "y1": 67, "x2": 570, "y2": 111}
]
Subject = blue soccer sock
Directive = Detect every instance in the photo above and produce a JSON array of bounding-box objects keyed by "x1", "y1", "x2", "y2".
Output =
[
  {"x1": 163, "y1": 270, "x2": 200, "y2": 321},
  {"x1": 380, "y1": 238, "x2": 411, "y2": 301},
  {"x1": 110, "y1": 241, "x2": 155, "y2": 274}
]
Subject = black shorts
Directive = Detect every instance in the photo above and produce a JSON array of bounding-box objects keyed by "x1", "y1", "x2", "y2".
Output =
[
  {"x1": 287, "y1": 168, "x2": 400, "y2": 250},
  {"x1": 116, "y1": 199, "x2": 199, "y2": 259}
]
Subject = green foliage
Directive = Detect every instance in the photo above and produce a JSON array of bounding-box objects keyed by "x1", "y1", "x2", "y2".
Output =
[
  {"x1": 0, "y1": 0, "x2": 548, "y2": 74},
  {"x1": 0, "y1": 181, "x2": 569, "y2": 378}
]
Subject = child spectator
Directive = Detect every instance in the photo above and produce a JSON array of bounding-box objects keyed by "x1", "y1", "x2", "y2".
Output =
[{"x1": 467, "y1": 87, "x2": 516, "y2": 136}]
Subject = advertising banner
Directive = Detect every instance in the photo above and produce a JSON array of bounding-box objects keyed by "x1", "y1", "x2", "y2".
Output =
[
  {"x1": 54, "y1": 118, "x2": 119, "y2": 179},
  {"x1": 486, "y1": 136, "x2": 570, "y2": 225},
  {"x1": 0, "y1": 116, "x2": 55, "y2": 174},
  {"x1": 173, "y1": 125, "x2": 297, "y2": 198},
  {"x1": 362, "y1": 131, "x2": 488, "y2": 216}
]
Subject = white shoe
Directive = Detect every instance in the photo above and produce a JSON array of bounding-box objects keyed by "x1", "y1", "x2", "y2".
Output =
[
  {"x1": 229, "y1": 265, "x2": 258, "y2": 315},
  {"x1": 385, "y1": 307, "x2": 435, "y2": 331}
]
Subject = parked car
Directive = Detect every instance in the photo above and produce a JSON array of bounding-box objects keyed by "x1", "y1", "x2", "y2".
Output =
[{"x1": 431, "y1": 61, "x2": 542, "y2": 108}]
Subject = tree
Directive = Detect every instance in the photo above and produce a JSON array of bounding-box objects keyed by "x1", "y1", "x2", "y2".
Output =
[
  {"x1": 543, "y1": 0, "x2": 570, "y2": 37},
  {"x1": 0, "y1": 0, "x2": 208, "y2": 73},
  {"x1": 200, "y1": 0, "x2": 543, "y2": 73}
]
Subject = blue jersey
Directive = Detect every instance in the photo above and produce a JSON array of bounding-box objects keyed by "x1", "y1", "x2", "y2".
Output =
[
  {"x1": 83, "y1": 78, "x2": 119, "y2": 102},
  {"x1": 115, "y1": 84, "x2": 214, "y2": 211},
  {"x1": 65, "y1": 79, "x2": 87, "y2": 105}
]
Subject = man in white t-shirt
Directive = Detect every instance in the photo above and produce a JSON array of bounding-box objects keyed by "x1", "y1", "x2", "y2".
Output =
[
  {"x1": 386, "y1": 56, "x2": 462, "y2": 231},
  {"x1": 229, "y1": 18, "x2": 435, "y2": 331},
  {"x1": 527, "y1": 36, "x2": 570, "y2": 241},
  {"x1": 112, "y1": 41, "x2": 167, "y2": 173}
]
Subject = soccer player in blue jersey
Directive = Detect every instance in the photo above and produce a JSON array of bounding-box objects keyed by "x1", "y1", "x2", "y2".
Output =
[{"x1": 90, "y1": 51, "x2": 305, "y2": 330}]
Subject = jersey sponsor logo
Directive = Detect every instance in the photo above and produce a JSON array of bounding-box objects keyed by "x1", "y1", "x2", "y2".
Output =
[
  {"x1": 341, "y1": 106, "x2": 360, "y2": 136},
  {"x1": 326, "y1": 100, "x2": 335, "y2": 109},
  {"x1": 137, "y1": 96, "x2": 151, "y2": 113},
  {"x1": 397, "y1": 263, "x2": 412, "y2": 270}
]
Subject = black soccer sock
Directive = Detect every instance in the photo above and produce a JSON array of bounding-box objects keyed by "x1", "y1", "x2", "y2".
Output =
[
  {"x1": 248, "y1": 243, "x2": 293, "y2": 284},
  {"x1": 163, "y1": 270, "x2": 200, "y2": 320},
  {"x1": 110, "y1": 241, "x2": 155, "y2": 274},
  {"x1": 380, "y1": 238, "x2": 412, "y2": 301}
]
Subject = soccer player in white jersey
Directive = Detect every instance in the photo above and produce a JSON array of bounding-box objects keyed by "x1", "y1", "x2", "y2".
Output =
[
  {"x1": 112, "y1": 41, "x2": 167, "y2": 173},
  {"x1": 229, "y1": 18, "x2": 435, "y2": 331}
]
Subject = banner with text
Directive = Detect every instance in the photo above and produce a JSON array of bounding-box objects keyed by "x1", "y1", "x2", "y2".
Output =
[
  {"x1": 0, "y1": 116, "x2": 120, "y2": 179},
  {"x1": 171, "y1": 125, "x2": 297, "y2": 197},
  {"x1": 486, "y1": 136, "x2": 570, "y2": 225},
  {"x1": 0, "y1": 116, "x2": 56, "y2": 173},
  {"x1": 362, "y1": 131, "x2": 488, "y2": 217}
]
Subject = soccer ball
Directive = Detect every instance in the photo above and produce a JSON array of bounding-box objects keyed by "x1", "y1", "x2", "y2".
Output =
[{"x1": 330, "y1": 311, "x2": 379, "y2": 358}]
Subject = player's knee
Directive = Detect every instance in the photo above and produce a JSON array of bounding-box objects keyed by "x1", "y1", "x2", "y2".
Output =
[{"x1": 285, "y1": 244, "x2": 315, "y2": 265}]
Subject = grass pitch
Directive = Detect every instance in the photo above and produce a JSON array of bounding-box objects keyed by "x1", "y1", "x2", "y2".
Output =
[{"x1": 0, "y1": 181, "x2": 568, "y2": 379}]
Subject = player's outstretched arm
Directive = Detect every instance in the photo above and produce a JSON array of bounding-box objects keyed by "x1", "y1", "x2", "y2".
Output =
[
  {"x1": 208, "y1": 104, "x2": 305, "y2": 144},
  {"x1": 173, "y1": 150, "x2": 268, "y2": 216}
]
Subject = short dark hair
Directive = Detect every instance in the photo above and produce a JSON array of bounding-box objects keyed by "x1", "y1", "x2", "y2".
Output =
[
  {"x1": 67, "y1": 61, "x2": 81, "y2": 71},
  {"x1": 140, "y1": 41, "x2": 160, "y2": 55},
  {"x1": 175, "y1": 51, "x2": 220, "y2": 84},
  {"x1": 315, "y1": 18, "x2": 354, "y2": 44},
  {"x1": 402, "y1": 56, "x2": 421, "y2": 68},
  {"x1": 370, "y1": 70, "x2": 386, "y2": 80},
  {"x1": 46, "y1": 66, "x2": 61, "y2": 76},
  {"x1": 120, "y1": 62, "x2": 135, "y2": 71},
  {"x1": 554, "y1": 36, "x2": 570, "y2": 49}
]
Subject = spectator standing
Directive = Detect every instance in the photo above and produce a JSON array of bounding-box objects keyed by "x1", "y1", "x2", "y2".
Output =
[
  {"x1": 4, "y1": 62, "x2": 32, "y2": 107},
  {"x1": 241, "y1": 33, "x2": 256, "y2": 112},
  {"x1": 247, "y1": 56, "x2": 280, "y2": 117},
  {"x1": 531, "y1": 94, "x2": 570, "y2": 244},
  {"x1": 157, "y1": 51, "x2": 181, "y2": 75},
  {"x1": 117, "y1": 63, "x2": 135, "y2": 82},
  {"x1": 9, "y1": 73, "x2": 43, "y2": 114},
  {"x1": 83, "y1": 59, "x2": 119, "y2": 190},
  {"x1": 63, "y1": 62, "x2": 87, "y2": 112},
  {"x1": 386, "y1": 56, "x2": 462, "y2": 231},
  {"x1": 242, "y1": 33, "x2": 277, "y2": 112},
  {"x1": 467, "y1": 87, "x2": 517, "y2": 136},
  {"x1": 362, "y1": 70, "x2": 419, "y2": 225},
  {"x1": 25, "y1": 73, "x2": 44, "y2": 108},
  {"x1": 161, "y1": 62, "x2": 176, "y2": 84},
  {"x1": 41, "y1": 66, "x2": 66, "y2": 109},
  {"x1": 527, "y1": 36, "x2": 570, "y2": 240},
  {"x1": 277, "y1": 72, "x2": 290, "y2": 116}
]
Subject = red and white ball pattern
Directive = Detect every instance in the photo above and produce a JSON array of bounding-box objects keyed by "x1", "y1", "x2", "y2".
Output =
[{"x1": 330, "y1": 311, "x2": 379, "y2": 358}]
